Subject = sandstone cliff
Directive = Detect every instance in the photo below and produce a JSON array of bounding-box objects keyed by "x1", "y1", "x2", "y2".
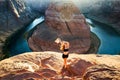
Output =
[
  {"x1": 80, "y1": 0, "x2": 120, "y2": 34},
  {"x1": 28, "y1": 1, "x2": 93, "y2": 54},
  {"x1": 0, "y1": 0, "x2": 40, "y2": 60},
  {"x1": 25, "y1": 0, "x2": 120, "y2": 34},
  {"x1": 0, "y1": 51, "x2": 120, "y2": 80}
]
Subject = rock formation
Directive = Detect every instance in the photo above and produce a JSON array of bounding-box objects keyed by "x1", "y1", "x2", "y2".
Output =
[
  {"x1": 83, "y1": 64, "x2": 120, "y2": 80},
  {"x1": 28, "y1": 1, "x2": 91, "y2": 54},
  {"x1": 0, "y1": 0, "x2": 40, "y2": 60},
  {"x1": 24, "y1": 0, "x2": 120, "y2": 33},
  {"x1": 0, "y1": 51, "x2": 120, "y2": 80},
  {"x1": 80, "y1": 0, "x2": 120, "y2": 34}
]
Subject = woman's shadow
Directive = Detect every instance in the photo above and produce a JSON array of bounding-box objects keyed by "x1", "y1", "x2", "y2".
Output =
[{"x1": 60, "y1": 65, "x2": 77, "y2": 79}]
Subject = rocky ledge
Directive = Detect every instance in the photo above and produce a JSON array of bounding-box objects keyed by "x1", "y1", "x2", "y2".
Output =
[
  {"x1": 28, "y1": 1, "x2": 93, "y2": 54},
  {"x1": 0, "y1": 51, "x2": 120, "y2": 80}
]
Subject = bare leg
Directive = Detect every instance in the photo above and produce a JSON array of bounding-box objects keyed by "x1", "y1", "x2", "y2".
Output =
[
  {"x1": 63, "y1": 51, "x2": 69, "y2": 68},
  {"x1": 63, "y1": 58, "x2": 67, "y2": 68}
]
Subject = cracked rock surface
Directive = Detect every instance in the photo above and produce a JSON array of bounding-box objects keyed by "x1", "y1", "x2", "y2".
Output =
[{"x1": 0, "y1": 51, "x2": 120, "y2": 80}]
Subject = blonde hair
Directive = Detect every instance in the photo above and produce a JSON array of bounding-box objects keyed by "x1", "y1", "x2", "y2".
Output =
[{"x1": 54, "y1": 38, "x2": 62, "y2": 43}]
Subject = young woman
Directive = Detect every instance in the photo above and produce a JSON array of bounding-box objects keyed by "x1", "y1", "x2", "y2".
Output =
[{"x1": 55, "y1": 38, "x2": 70, "y2": 68}]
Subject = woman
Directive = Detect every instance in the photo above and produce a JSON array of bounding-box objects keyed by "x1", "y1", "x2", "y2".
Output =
[{"x1": 55, "y1": 38, "x2": 70, "y2": 68}]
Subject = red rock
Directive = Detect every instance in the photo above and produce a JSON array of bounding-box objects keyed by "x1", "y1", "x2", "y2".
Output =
[
  {"x1": 0, "y1": 52, "x2": 120, "y2": 79},
  {"x1": 67, "y1": 58, "x2": 94, "y2": 77},
  {"x1": 0, "y1": 72, "x2": 42, "y2": 80},
  {"x1": 36, "y1": 68, "x2": 57, "y2": 78},
  {"x1": 83, "y1": 64, "x2": 120, "y2": 80},
  {"x1": 28, "y1": 1, "x2": 91, "y2": 53}
]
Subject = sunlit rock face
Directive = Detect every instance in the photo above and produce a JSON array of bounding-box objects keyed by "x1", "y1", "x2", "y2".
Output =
[
  {"x1": 28, "y1": 1, "x2": 91, "y2": 53},
  {"x1": 0, "y1": 52, "x2": 120, "y2": 80},
  {"x1": 0, "y1": 0, "x2": 40, "y2": 60}
]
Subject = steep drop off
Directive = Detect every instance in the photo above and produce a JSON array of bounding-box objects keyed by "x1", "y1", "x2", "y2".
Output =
[
  {"x1": 0, "y1": 0, "x2": 40, "y2": 60},
  {"x1": 0, "y1": 51, "x2": 120, "y2": 80},
  {"x1": 28, "y1": 1, "x2": 92, "y2": 54}
]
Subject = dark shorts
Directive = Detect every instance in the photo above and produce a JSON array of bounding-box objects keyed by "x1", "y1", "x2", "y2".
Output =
[{"x1": 62, "y1": 54, "x2": 69, "y2": 58}]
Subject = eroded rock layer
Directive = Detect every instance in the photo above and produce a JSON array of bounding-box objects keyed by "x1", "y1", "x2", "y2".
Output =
[
  {"x1": 0, "y1": 52, "x2": 120, "y2": 80},
  {"x1": 28, "y1": 1, "x2": 91, "y2": 53}
]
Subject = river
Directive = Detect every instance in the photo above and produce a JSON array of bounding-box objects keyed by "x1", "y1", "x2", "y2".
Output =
[
  {"x1": 87, "y1": 19, "x2": 120, "y2": 55},
  {"x1": 9, "y1": 16, "x2": 120, "y2": 56},
  {"x1": 9, "y1": 16, "x2": 44, "y2": 56}
]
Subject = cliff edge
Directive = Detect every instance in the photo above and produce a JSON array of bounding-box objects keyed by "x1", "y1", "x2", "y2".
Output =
[{"x1": 0, "y1": 51, "x2": 120, "y2": 80}]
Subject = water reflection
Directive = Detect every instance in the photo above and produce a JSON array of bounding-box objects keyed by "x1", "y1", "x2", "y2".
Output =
[
  {"x1": 10, "y1": 16, "x2": 44, "y2": 56},
  {"x1": 86, "y1": 19, "x2": 120, "y2": 55},
  {"x1": 10, "y1": 17, "x2": 120, "y2": 56}
]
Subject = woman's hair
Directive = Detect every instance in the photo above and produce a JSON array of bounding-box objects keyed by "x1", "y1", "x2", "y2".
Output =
[{"x1": 54, "y1": 38, "x2": 62, "y2": 43}]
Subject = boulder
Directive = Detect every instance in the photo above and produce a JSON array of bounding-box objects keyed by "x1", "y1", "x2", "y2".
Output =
[{"x1": 28, "y1": 1, "x2": 91, "y2": 53}]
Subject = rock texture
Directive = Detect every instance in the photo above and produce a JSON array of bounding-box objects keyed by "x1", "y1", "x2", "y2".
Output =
[
  {"x1": 87, "y1": 32, "x2": 100, "y2": 53},
  {"x1": 24, "y1": 0, "x2": 120, "y2": 33},
  {"x1": 83, "y1": 64, "x2": 120, "y2": 80},
  {"x1": 0, "y1": 51, "x2": 120, "y2": 80},
  {"x1": 28, "y1": 1, "x2": 91, "y2": 54},
  {"x1": 80, "y1": 0, "x2": 120, "y2": 34},
  {"x1": 0, "y1": 0, "x2": 40, "y2": 60}
]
